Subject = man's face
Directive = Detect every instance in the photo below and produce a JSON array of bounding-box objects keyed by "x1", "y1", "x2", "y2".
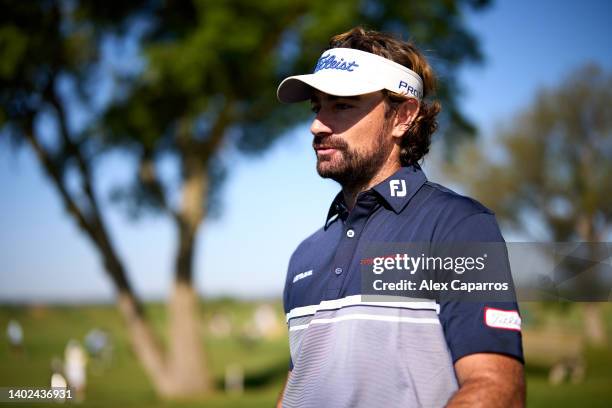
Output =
[{"x1": 310, "y1": 90, "x2": 395, "y2": 187}]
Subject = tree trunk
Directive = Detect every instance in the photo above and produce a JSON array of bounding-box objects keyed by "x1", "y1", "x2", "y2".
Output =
[
  {"x1": 577, "y1": 215, "x2": 607, "y2": 347},
  {"x1": 24, "y1": 124, "x2": 177, "y2": 397},
  {"x1": 165, "y1": 154, "x2": 211, "y2": 395},
  {"x1": 166, "y1": 281, "x2": 211, "y2": 395},
  {"x1": 27, "y1": 102, "x2": 218, "y2": 396},
  {"x1": 583, "y1": 302, "x2": 607, "y2": 347},
  {"x1": 116, "y1": 291, "x2": 174, "y2": 395}
]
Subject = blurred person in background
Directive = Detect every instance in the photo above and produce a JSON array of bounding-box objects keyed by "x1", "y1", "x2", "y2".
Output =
[
  {"x1": 50, "y1": 356, "x2": 68, "y2": 403},
  {"x1": 6, "y1": 319, "x2": 23, "y2": 354},
  {"x1": 64, "y1": 339, "x2": 87, "y2": 402}
]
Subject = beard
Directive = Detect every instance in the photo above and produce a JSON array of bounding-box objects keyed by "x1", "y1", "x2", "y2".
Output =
[{"x1": 314, "y1": 124, "x2": 393, "y2": 190}]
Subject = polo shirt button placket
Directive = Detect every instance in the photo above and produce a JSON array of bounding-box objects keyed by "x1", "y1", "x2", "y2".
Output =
[{"x1": 325, "y1": 198, "x2": 379, "y2": 300}]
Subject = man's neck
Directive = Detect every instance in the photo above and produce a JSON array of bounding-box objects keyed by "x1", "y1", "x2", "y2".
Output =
[{"x1": 342, "y1": 161, "x2": 401, "y2": 210}]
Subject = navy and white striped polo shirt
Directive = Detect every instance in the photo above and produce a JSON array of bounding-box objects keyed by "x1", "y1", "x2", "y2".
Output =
[{"x1": 282, "y1": 165, "x2": 523, "y2": 408}]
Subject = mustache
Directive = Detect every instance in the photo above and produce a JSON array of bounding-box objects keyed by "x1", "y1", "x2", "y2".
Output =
[{"x1": 313, "y1": 136, "x2": 349, "y2": 150}]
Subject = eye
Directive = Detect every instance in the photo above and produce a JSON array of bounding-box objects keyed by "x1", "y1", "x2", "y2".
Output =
[
  {"x1": 335, "y1": 103, "x2": 353, "y2": 111},
  {"x1": 310, "y1": 104, "x2": 321, "y2": 114}
]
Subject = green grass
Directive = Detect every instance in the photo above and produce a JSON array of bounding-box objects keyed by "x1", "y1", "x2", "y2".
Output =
[
  {"x1": 0, "y1": 300, "x2": 288, "y2": 408},
  {"x1": 1, "y1": 301, "x2": 611, "y2": 407}
]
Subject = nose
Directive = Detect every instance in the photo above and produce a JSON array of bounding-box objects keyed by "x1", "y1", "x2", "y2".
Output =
[{"x1": 310, "y1": 114, "x2": 332, "y2": 136}]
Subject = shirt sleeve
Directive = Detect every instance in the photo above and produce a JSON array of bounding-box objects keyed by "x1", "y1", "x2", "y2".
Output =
[
  {"x1": 437, "y1": 212, "x2": 524, "y2": 364},
  {"x1": 284, "y1": 254, "x2": 295, "y2": 371}
]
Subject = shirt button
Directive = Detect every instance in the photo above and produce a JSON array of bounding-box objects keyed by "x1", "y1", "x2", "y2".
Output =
[
  {"x1": 334, "y1": 267, "x2": 343, "y2": 275},
  {"x1": 346, "y1": 229, "x2": 355, "y2": 238}
]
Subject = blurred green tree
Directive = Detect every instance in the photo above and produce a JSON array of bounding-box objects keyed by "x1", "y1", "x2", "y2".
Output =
[
  {"x1": 1, "y1": 0, "x2": 491, "y2": 397},
  {"x1": 446, "y1": 64, "x2": 612, "y2": 346}
]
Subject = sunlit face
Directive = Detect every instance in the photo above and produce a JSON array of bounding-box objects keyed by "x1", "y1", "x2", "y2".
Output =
[{"x1": 310, "y1": 90, "x2": 395, "y2": 188}]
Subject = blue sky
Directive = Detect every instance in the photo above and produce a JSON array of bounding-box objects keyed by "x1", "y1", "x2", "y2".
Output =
[{"x1": 1, "y1": 0, "x2": 611, "y2": 302}]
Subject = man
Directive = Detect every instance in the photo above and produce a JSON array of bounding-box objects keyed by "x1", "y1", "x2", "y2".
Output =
[{"x1": 276, "y1": 27, "x2": 525, "y2": 408}]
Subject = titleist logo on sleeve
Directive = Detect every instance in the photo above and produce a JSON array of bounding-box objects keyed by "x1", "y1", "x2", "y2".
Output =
[{"x1": 485, "y1": 307, "x2": 522, "y2": 331}]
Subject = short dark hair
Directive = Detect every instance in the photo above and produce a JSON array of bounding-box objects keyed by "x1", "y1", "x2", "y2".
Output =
[{"x1": 329, "y1": 27, "x2": 441, "y2": 166}]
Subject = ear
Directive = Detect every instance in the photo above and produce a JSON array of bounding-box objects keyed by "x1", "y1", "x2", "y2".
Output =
[{"x1": 391, "y1": 98, "x2": 420, "y2": 139}]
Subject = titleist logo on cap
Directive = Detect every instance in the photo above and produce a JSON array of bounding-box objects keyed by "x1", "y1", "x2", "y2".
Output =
[{"x1": 314, "y1": 54, "x2": 359, "y2": 73}]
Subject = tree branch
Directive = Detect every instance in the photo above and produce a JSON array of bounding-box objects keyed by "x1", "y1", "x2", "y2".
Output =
[
  {"x1": 48, "y1": 94, "x2": 100, "y2": 214},
  {"x1": 199, "y1": 100, "x2": 233, "y2": 161},
  {"x1": 138, "y1": 150, "x2": 179, "y2": 221},
  {"x1": 24, "y1": 123, "x2": 97, "y2": 239}
]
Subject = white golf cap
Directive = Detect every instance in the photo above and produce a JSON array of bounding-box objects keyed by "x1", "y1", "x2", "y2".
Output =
[{"x1": 277, "y1": 47, "x2": 423, "y2": 103}]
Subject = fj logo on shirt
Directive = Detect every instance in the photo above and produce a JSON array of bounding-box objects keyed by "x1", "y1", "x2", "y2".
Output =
[
  {"x1": 389, "y1": 179, "x2": 407, "y2": 197},
  {"x1": 293, "y1": 269, "x2": 313, "y2": 283}
]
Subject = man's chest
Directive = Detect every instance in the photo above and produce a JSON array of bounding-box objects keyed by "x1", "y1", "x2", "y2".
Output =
[{"x1": 286, "y1": 211, "x2": 439, "y2": 310}]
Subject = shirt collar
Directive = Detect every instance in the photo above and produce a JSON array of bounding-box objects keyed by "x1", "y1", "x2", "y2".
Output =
[
  {"x1": 372, "y1": 164, "x2": 427, "y2": 214},
  {"x1": 324, "y1": 192, "x2": 349, "y2": 230},
  {"x1": 324, "y1": 164, "x2": 427, "y2": 229}
]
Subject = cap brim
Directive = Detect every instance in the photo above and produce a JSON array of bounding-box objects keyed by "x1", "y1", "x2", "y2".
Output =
[{"x1": 277, "y1": 73, "x2": 383, "y2": 103}]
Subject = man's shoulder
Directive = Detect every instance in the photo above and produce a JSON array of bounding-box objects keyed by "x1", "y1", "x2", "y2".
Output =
[
  {"x1": 289, "y1": 225, "x2": 327, "y2": 260},
  {"x1": 284, "y1": 226, "x2": 328, "y2": 287},
  {"x1": 414, "y1": 181, "x2": 501, "y2": 240},
  {"x1": 420, "y1": 180, "x2": 493, "y2": 217}
]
